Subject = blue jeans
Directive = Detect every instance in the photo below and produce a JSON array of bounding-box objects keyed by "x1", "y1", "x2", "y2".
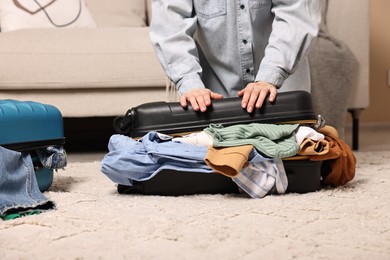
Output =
[
  {"x1": 0, "y1": 146, "x2": 55, "y2": 217},
  {"x1": 35, "y1": 146, "x2": 67, "y2": 169}
]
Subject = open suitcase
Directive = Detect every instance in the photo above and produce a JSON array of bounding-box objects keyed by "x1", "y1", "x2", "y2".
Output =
[
  {"x1": 113, "y1": 91, "x2": 323, "y2": 196},
  {"x1": 0, "y1": 100, "x2": 65, "y2": 192}
]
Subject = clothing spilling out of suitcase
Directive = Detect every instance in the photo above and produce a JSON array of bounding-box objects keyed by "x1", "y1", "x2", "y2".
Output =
[{"x1": 0, "y1": 94, "x2": 356, "y2": 221}]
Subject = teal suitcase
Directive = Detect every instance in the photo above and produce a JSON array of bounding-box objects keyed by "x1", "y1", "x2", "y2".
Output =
[{"x1": 0, "y1": 100, "x2": 65, "y2": 191}]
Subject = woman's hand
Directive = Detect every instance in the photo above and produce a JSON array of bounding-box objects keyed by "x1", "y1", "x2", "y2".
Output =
[
  {"x1": 237, "y1": 81, "x2": 277, "y2": 113},
  {"x1": 180, "y1": 88, "x2": 224, "y2": 112}
]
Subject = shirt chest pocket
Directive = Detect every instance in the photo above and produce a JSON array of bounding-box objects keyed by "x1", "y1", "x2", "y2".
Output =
[
  {"x1": 194, "y1": 0, "x2": 227, "y2": 19},
  {"x1": 250, "y1": 0, "x2": 271, "y2": 9}
]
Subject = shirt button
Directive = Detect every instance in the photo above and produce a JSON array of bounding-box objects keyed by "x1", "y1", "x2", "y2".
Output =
[
  {"x1": 240, "y1": 4, "x2": 245, "y2": 9},
  {"x1": 246, "y1": 68, "x2": 251, "y2": 73},
  {"x1": 243, "y1": 39, "x2": 248, "y2": 44}
]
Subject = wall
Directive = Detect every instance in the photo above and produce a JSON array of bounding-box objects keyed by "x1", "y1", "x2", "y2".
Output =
[{"x1": 361, "y1": 0, "x2": 390, "y2": 123}]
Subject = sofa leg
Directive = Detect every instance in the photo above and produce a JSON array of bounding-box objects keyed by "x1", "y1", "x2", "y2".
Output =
[{"x1": 348, "y1": 108, "x2": 361, "y2": 151}]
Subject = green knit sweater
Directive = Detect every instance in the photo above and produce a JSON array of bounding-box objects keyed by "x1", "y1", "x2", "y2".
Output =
[{"x1": 204, "y1": 123, "x2": 299, "y2": 158}]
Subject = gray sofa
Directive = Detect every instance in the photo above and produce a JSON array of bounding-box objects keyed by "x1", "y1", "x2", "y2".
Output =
[{"x1": 0, "y1": 0, "x2": 369, "y2": 149}]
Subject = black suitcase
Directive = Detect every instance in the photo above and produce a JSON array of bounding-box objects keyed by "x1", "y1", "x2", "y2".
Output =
[{"x1": 113, "y1": 91, "x2": 323, "y2": 196}]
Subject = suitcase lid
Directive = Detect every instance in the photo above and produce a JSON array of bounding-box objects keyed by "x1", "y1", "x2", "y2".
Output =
[
  {"x1": 114, "y1": 91, "x2": 318, "y2": 138},
  {"x1": 0, "y1": 100, "x2": 65, "y2": 150}
]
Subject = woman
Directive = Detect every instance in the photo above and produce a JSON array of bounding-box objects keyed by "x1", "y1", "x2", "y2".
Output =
[{"x1": 150, "y1": 0, "x2": 321, "y2": 113}]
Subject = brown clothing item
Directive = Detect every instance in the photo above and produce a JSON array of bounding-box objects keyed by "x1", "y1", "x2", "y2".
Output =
[
  {"x1": 308, "y1": 126, "x2": 356, "y2": 186},
  {"x1": 298, "y1": 138, "x2": 330, "y2": 156},
  {"x1": 205, "y1": 145, "x2": 253, "y2": 177}
]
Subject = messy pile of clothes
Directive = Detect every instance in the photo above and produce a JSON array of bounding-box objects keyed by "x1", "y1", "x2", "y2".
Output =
[{"x1": 101, "y1": 123, "x2": 356, "y2": 199}]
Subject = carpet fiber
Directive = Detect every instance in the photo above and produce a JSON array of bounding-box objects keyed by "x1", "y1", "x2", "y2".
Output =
[{"x1": 1, "y1": 151, "x2": 389, "y2": 259}]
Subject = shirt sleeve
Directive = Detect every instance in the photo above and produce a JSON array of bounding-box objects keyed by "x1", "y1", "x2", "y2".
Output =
[
  {"x1": 255, "y1": 0, "x2": 322, "y2": 88},
  {"x1": 150, "y1": 0, "x2": 205, "y2": 95}
]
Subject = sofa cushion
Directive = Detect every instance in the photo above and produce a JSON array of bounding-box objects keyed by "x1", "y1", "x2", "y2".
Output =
[
  {"x1": 0, "y1": 0, "x2": 96, "y2": 32},
  {"x1": 85, "y1": 0, "x2": 146, "y2": 27},
  {"x1": 0, "y1": 27, "x2": 165, "y2": 90}
]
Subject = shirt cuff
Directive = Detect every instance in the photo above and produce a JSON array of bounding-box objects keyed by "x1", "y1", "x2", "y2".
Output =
[
  {"x1": 176, "y1": 73, "x2": 205, "y2": 95},
  {"x1": 255, "y1": 65, "x2": 290, "y2": 88}
]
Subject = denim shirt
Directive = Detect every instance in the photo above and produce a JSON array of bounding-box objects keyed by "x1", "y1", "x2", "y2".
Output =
[
  {"x1": 150, "y1": 0, "x2": 321, "y2": 96},
  {"x1": 100, "y1": 133, "x2": 287, "y2": 198}
]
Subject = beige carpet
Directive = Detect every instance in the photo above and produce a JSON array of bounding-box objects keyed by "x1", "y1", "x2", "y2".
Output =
[{"x1": 1, "y1": 151, "x2": 389, "y2": 260}]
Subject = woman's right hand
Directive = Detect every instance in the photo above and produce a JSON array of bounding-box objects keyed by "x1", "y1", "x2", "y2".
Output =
[{"x1": 180, "y1": 88, "x2": 224, "y2": 112}]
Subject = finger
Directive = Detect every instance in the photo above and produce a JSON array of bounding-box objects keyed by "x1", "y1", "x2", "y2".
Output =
[
  {"x1": 255, "y1": 89, "x2": 269, "y2": 108},
  {"x1": 240, "y1": 85, "x2": 254, "y2": 109},
  {"x1": 196, "y1": 95, "x2": 207, "y2": 112},
  {"x1": 247, "y1": 90, "x2": 260, "y2": 113},
  {"x1": 188, "y1": 96, "x2": 199, "y2": 111},
  {"x1": 268, "y1": 87, "x2": 277, "y2": 102},
  {"x1": 180, "y1": 96, "x2": 188, "y2": 107},
  {"x1": 203, "y1": 93, "x2": 212, "y2": 107},
  {"x1": 241, "y1": 91, "x2": 251, "y2": 109},
  {"x1": 210, "y1": 92, "x2": 224, "y2": 100}
]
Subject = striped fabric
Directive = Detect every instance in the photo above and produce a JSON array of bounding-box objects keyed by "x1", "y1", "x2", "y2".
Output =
[{"x1": 232, "y1": 156, "x2": 287, "y2": 199}]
